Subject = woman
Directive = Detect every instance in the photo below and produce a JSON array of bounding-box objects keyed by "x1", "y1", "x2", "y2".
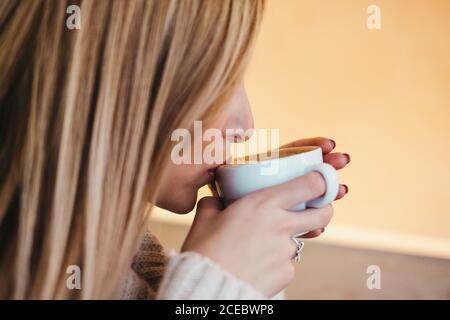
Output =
[{"x1": 0, "y1": 0, "x2": 350, "y2": 299}]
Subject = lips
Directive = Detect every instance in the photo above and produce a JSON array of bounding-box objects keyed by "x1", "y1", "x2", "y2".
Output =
[
  {"x1": 205, "y1": 166, "x2": 220, "y2": 184},
  {"x1": 196, "y1": 167, "x2": 217, "y2": 188},
  {"x1": 206, "y1": 167, "x2": 217, "y2": 182}
]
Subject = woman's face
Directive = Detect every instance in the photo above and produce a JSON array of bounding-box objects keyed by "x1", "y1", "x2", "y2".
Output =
[{"x1": 156, "y1": 83, "x2": 254, "y2": 213}]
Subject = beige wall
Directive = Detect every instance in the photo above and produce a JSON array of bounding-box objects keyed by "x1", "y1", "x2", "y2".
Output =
[
  {"x1": 245, "y1": 0, "x2": 450, "y2": 243},
  {"x1": 151, "y1": 0, "x2": 450, "y2": 258}
]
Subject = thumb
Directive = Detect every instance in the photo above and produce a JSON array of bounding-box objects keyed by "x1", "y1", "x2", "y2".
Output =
[
  {"x1": 181, "y1": 197, "x2": 223, "y2": 252},
  {"x1": 194, "y1": 196, "x2": 223, "y2": 223}
]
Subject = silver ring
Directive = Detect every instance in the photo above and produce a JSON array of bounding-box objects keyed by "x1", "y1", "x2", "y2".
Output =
[{"x1": 291, "y1": 236, "x2": 304, "y2": 262}]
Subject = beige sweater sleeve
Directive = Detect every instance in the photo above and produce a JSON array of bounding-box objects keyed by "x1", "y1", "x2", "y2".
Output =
[
  {"x1": 119, "y1": 231, "x2": 282, "y2": 300},
  {"x1": 156, "y1": 250, "x2": 268, "y2": 300}
]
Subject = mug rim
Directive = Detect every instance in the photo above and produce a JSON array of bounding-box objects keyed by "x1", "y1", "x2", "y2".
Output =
[{"x1": 217, "y1": 146, "x2": 321, "y2": 171}]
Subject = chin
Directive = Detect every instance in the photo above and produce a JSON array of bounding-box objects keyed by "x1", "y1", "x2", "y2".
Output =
[{"x1": 156, "y1": 190, "x2": 198, "y2": 214}]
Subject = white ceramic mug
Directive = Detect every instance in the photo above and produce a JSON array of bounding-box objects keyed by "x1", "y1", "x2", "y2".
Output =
[{"x1": 214, "y1": 146, "x2": 339, "y2": 211}]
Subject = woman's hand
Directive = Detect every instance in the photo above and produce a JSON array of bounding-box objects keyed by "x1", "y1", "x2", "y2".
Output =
[
  {"x1": 282, "y1": 137, "x2": 350, "y2": 238},
  {"x1": 282, "y1": 137, "x2": 350, "y2": 198},
  {"x1": 182, "y1": 172, "x2": 334, "y2": 297}
]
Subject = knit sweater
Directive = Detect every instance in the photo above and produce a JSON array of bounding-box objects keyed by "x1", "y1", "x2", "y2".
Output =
[{"x1": 119, "y1": 231, "x2": 271, "y2": 300}]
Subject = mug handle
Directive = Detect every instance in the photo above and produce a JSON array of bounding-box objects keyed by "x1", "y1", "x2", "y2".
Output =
[{"x1": 304, "y1": 163, "x2": 339, "y2": 208}]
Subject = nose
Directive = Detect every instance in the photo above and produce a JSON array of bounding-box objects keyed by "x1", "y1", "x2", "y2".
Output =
[
  {"x1": 224, "y1": 84, "x2": 254, "y2": 143},
  {"x1": 219, "y1": 84, "x2": 254, "y2": 164}
]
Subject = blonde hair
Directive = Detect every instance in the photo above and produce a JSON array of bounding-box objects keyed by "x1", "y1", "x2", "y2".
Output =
[{"x1": 0, "y1": 0, "x2": 264, "y2": 299}]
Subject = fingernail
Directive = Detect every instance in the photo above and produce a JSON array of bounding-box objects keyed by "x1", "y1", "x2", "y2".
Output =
[
  {"x1": 343, "y1": 184, "x2": 349, "y2": 193},
  {"x1": 343, "y1": 153, "x2": 351, "y2": 163},
  {"x1": 330, "y1": 139, "x2": 336, "y2": 149}
]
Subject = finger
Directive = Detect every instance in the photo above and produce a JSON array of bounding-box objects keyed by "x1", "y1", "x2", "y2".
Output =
[
  {"x1": 197, "y1": 196, "x2": 223, "y2": 211},
  {"x1": 323, "y1": 152, "x2": 350, "y2": 170},
  {"x1": 258, "y1": 172, "x2": 326, "y2": 209},
  {"x1": 286, "y1": 205, "x2": 334, "y2": 234},
  {"x1": 297, "y1": 229, "x2": 322, "y2": 238},
  {"x1": 335, "y1": 184, "x2": 348, "y2": 200},
  {"x1": 194, "y1": 197, "x2": 223, "y2": 223},
  {"x1": 281, "y1": 137, "x2": 335, "y2": 154}
]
